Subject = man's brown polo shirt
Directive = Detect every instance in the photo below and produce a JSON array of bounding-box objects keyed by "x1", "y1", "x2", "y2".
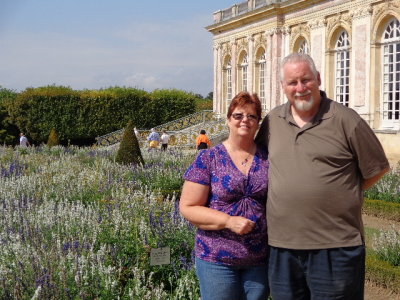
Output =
[{"x1": 262, "y1": 92, "x2": 389, "y2": 249}]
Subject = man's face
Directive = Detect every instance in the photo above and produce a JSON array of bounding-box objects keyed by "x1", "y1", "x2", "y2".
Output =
[{"x1": 281, "y1": 61, "x2": 321, "y2": 113}]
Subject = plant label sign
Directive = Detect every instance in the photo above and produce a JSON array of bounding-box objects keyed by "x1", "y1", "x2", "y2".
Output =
[{"x1": 150, "y1": 247, "x2": 171, "y2": 266}]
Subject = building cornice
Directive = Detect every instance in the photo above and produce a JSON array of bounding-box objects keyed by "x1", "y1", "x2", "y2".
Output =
[{"x1": 205, "y1": 0, "x2": 325, "y2": 35}]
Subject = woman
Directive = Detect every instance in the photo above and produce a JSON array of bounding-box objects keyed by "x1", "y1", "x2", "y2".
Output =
[
  {"x1": 196, "y1": 129, "x2": 212, "y2": 150},
  {"x1": 180, "y1": 91, "x2": 269, "y2": 300}
]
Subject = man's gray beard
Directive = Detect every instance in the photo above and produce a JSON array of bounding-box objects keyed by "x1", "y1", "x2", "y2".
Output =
[{"x1": 294, "y1": 96, "x2": 314, "y2": 112}]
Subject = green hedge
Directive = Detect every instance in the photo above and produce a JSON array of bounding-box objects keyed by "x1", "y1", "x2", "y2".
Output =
[
  {"x1": 3, "y1": 86, "x2": 197, "y2": 145},
  {"x1": 363, "y1": 198, "x2": 400, "y2": 222},
  {"x1": 0, "y1": 87, "x2": 19, "y2": 145},
  {"x1": 366, "y1": 252, "x2": 400, "y2": 293}
]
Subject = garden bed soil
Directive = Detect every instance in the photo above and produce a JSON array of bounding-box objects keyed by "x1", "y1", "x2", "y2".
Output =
[
  {"x1": 365, "y1": 280, "x2": 400, "y2": 300},
  {"x1": 363, "y1": 213, "x2": 400, "y2": 231}
]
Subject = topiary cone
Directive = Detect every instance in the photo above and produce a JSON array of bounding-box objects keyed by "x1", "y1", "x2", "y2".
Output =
[
  {"x1": 116, "y1": 120, "x2": 145, "y2": 166},
  {"x1": 47, "y1": 128, "x2": 60, "y2": 147}
]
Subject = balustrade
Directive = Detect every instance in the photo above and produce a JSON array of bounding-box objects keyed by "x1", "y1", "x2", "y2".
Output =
[{"x1": 95, "y1": 110, "x2": 228, "y2": 148}]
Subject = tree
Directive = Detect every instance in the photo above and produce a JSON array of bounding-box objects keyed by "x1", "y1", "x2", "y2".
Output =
[
  {"x1": 47, "y1": 128, "x2": 60, "y2": 147},
  {"x1": 205, "y1": 92, "x2": 213, "y2": 100},
  {"x1": 115, "y1": 120, "x2": 144, "y2": 166}
]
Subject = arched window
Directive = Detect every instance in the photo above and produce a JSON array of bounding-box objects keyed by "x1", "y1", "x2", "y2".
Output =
[
  {"x1": 223, "y1": 58, "x2": 232, "y2": 102},
  {"x1": 240, "y1": 55, "x2": 248, "y2": 92},
  {"x1": 334, "y1": 31, "x2": 350, "y2": 107},
  {"x1": 258, "y1": 52, "x2": 266, "y2": 109},
  {"x1": 298, "y1": 40, "x2": 309, "y2": 54},
  {"x1": 382, "y1": 19, "x2": 400, "y2": 123}
]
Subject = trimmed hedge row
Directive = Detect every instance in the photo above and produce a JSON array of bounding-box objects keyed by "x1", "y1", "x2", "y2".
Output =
[
  {"x1": 366, "y1": 252, "x2": 400, "y2": 293},
  {"x1": 0, "y1": 87, "x2": 19, "y2": 145},
  {"x1": 363, "y1": 198, "x2": 400, "y2": 222},
  {"x1": 2, "y1": 86, "x2": 197, "y2": 145}
]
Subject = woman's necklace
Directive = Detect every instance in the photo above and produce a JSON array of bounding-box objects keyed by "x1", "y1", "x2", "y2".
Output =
[{"x1": 241, "y1": 152, "x2": 252, "y2": 166}]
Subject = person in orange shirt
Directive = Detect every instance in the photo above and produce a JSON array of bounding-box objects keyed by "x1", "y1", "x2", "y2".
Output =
[{"x1": 196, "y1": 130, "x2": 211, "y2": 150}]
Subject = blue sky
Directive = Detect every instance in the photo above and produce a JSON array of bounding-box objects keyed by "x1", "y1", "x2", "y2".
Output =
[{"x1": 0, "y1": 0, "x2": 236, "y2": 97}]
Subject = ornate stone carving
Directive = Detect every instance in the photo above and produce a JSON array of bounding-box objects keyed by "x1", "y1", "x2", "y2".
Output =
[
  {"x1": 350, "y1": 5, "x2": 373, "y2": 20},
  {"x1": 213, "y1": 43, "x2": 221, "y2": 50},
  {"x1": 236, "y1": 37, "x2": 249, "y2": 49},
  {"x1": 290, "y1": 23, "x2": 311, "y2": 52},
  {"x1": 372, "y1": 1, "x2": 400, "y2": 27},
  {"x1": 291, "y1": 24, "x2": 310, "y2": 37},
  {"x1": 326, "y1": 12, "x2": 352, "y2": 34},
  {"x1": 265, "y1": 27, "x2": 289, "y2": 36},
  {"x1": 253, "y1": 33, "x2": 267, "y2": 49},
  {"x1": 246, "y1": 35, "x2": 255, "y2": 43},
  {"x1": 308, "y1": 18, "x2": 327, "y2": 29},
  {"x1": 282, "y1": 26, "x2": 291, "y2": 35}
]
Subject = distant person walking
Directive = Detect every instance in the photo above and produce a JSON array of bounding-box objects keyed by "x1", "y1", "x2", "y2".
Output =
[
  {"x1": 196, "y1": 130, "x2": 211, "y2": 150},
  {"x1": 19, "y1": 133, "x2": 30, "y2": 147},
  {"x1": 160, "y1": 131, "x2": 170, "y2": 151},
  {"x1": 147, "y1": 128, "x2": 160, "y2": 149}
]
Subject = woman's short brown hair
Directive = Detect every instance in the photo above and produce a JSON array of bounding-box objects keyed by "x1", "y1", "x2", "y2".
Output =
[{"x1": 227, "y1": 91, "x2": 262, "y2": 120}]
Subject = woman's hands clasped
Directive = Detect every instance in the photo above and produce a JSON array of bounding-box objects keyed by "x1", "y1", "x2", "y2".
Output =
[{"x1": 225, "y1": 216, "x2": 255, "y2": 235}]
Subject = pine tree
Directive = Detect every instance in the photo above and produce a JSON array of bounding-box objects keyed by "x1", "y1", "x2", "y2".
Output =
[
  {"x1": 47, "y1": 128, "x2": 59, "y2": 147},
  {"x1": 116, "y1": 120, "x2": 144, "y2": 166}
]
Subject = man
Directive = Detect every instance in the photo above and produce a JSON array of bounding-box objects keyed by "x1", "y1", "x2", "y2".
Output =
[
  {"x1": 160, "y1": 131, "x2": 170, "y2": 151},
  {"x1": 255, "y1": 53, "x2": 390, "y2": 299},
  {"x1": 147, "y1": 128, "x2": 160, "y2": 149},
  {"x1": 19, "y1": 133, "x2": 30, "y2": 147}
]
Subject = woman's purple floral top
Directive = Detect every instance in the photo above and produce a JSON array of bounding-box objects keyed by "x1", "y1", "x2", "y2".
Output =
[{"x1": 183, "y1": 143, "x2": 269, "y2": 266}]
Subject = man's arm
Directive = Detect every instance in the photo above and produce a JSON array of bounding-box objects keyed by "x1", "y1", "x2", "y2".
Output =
[{"x1": 363, "y1": 167, "x2": 390, "y2": 190}]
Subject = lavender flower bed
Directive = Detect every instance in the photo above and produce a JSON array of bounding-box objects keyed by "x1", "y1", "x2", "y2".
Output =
[{"x1": 0, "y1": 146, "x2": 199, "y2": 299}]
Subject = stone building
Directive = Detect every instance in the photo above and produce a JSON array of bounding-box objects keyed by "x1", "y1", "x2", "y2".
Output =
[{"x1": 206, "y1": 0, "x2": 400, "y2": 163}]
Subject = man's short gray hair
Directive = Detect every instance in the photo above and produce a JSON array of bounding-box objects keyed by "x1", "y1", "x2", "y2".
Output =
[{"x1": 280, "y1": 53, "x2": 319, "y2": 81}]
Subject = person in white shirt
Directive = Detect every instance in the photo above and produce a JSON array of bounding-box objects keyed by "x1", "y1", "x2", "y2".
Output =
[
  {"x1": 160, "y1": 131, "x2": 170, "y2": 151},
  {"x1": 19, "y1": 133, "x2": 30, "y2": 147}
]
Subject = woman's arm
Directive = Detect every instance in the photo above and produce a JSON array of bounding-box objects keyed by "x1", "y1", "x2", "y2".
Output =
[{"x1": 179, "y1": 181, "x2": 255, "y2": 235}]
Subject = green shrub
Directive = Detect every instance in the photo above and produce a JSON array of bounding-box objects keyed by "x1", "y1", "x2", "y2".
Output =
[
  {"x1": 366, "y1": 251, "x2": 400, "y2": 293},
  {"x1": 5, "y1": 85, "x2": 80, "y2": 142},
  {"x1": 115, "y1": 120, "x2": 144, "y2": 166},
  {"x1": 4, "y1": 86, "x2": 198, "y2": 145},
  {"x1": 142, "y1": 89, "x2": 196, "y2": 128},
  {"x1": 363, "y1": 199, "x2": 400, "y2": 222},
  {"x1": 0, "y1": 87, "x2": 19, "y2": 145},
  {"x1": 47, "y1": 128, "x2": 60, "y2": 147},
  {"x1": 195, "y1": 98, "x2": 213, "y2": 111}
]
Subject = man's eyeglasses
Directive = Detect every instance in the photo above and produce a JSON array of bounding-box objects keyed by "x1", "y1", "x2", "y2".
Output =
[{"x1": 231, "y1": 113, "x2": 259, "y2": 121}]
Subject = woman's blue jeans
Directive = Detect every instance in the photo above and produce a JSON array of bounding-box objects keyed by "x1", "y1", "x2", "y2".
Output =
[{"x1": 195, "y1": 257, "x2": 269, "y2": 300}]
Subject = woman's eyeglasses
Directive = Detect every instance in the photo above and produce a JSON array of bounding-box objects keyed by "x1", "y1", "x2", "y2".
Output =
[{"x1": 231, "y1": 113, "x2": 259, "y2": 121}]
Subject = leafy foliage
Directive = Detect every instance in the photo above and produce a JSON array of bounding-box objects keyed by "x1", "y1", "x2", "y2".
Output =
[
  {"x1": 142, "y1": 89, "x2": 197, "y2": 128},
  {"x1": 3, "y1": 86, "x2": 197, "y2": 145},
  {"x1": 115, "y1": 120, "x2": 144, "y2": 166},
  {"x1": 0, "y1": 87, "x2": 19, "y2": 145}
]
